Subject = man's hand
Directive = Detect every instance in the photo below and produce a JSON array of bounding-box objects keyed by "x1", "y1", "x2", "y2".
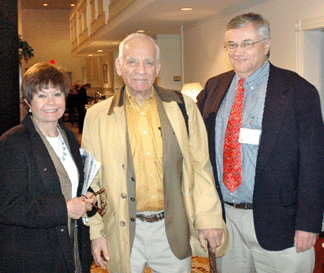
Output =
[
  {"x1": 91, "y1": 237, "x2": 110, "y2": 269},
  {"x1": 294, "y1": 230, "x2": 317, "y2": 253},
  {"x1": 198, "y1": 228, "x2": 223, "y2": 254}
]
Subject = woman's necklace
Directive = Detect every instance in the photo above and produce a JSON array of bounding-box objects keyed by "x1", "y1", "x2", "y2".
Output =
[
  {"x1": 45, "y1": 129, "x2": 68, "y2": 162},
  {"x1": 57, "y1": 129, "x2": 68, "y2": 161}
]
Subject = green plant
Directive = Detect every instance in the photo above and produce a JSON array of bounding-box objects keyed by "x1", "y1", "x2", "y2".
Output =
[{"x1": 18, "y1": 35, "x2": 34, "y2": 63}]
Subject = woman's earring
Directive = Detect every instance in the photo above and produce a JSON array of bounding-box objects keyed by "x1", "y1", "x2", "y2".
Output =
[{"x1": 28, "y1": 109, "x2": 32, "y2": 113}]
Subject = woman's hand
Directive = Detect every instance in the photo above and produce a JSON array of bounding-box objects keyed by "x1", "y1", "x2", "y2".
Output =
[
  {"x1": 85, "y1": 191, "x2": 97, "y2": 211},
  {"x1": 66, "y1": 195, "x2": 96, "y2": 219}
]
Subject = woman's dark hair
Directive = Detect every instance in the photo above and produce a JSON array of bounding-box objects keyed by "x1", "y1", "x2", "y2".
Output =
[{"x1": 22, "y1": 62, "x2": 70, "y2": 104}]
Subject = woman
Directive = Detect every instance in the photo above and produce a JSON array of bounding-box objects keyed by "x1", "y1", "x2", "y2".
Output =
[{"x1": 0, "y1": 63, "x2": 96, "y2": 273}]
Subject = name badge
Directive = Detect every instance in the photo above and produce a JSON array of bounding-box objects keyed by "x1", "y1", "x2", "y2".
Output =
[{"x1": 239, "y1": 128, "x2": 261, "y2": 145}]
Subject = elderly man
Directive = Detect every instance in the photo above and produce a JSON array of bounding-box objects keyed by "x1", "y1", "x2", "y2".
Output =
[
  {"x1": 197, "y1": 12, "x2": 324, "y2": 273},
  {"x1": 81, "y1": 33, "x2": 227, "y2": 273}
]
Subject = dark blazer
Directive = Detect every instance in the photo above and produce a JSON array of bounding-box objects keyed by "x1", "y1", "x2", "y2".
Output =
[
  {"x1": 0, "y1": 114, "x2": 93, "y2": 273},
  {"x1": 197, "y1": 63, "x2": 324, "y2": 251}
]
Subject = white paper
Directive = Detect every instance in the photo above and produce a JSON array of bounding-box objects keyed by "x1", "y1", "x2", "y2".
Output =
[{"x1": 79, "y1": 148, "x2": 102, "y2": 195}]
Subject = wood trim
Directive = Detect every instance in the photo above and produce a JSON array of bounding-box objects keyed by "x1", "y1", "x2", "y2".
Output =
[
  {"x1": 108, "y1": 0, "x2": 135, "y2": 22},
  {"x1": 90, "y1": 12, "x2": 106, "y2": 35}
]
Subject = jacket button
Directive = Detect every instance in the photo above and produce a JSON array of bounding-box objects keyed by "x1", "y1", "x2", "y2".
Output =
[
  {"x1": 130, "y1": 218, "x2": 135, "y2": 222},
  {"x1": 131, "y1": 177, "x2": 135, "y2": 182},
  {"x1": 130, "y1": 197, "x2": 135, "y2": 202},
  {"x1": 61, "y1": 229, "x2": 64, "y2": 232},
  {"x1": 121, "y1": 193, "x2": 127, "y2": 199},
  {"x1": 44, "y1": 168, "x2": 47, "y2": 171},
  {"x1": 120, "y1": 221, "x2": 126, "y2": 227}
]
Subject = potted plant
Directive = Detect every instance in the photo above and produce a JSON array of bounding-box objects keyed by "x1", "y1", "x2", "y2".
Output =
[{"x1": 18, "y1": 35, "x2": 34, "y2": 63}]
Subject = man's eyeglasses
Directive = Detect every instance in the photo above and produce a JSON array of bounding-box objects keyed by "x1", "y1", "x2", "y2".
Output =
[{"x1": 224, "y1": 39, "x2": 265, "y2": 51}]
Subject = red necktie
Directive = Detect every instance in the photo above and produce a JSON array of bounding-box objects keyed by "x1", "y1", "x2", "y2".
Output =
[{"x1": 223, "y1": 78, "x2": 245, "y2": 193}]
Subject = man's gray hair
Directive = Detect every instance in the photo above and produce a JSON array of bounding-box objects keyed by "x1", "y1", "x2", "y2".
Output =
[
  {"x1": 225, "y1": 12, "x2": 270, "y2": 40},
  {"x1": 118, "y1": 33, "x2": 160, "y2": 64}
]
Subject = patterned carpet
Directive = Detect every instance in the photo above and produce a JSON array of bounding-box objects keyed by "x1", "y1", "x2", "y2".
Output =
[{"x1": 90, "y1": 256, "x2": 210, "y2": 273}]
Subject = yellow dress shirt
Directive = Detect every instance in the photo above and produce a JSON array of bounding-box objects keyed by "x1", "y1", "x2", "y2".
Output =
[{"x1": 125, "y1": 88, "x2": 164, "y2": 212}]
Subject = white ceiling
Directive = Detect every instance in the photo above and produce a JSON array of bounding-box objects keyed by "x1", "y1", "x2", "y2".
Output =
[{"x1": 21, "y1": 0, "x2": 263, "y2": 56}]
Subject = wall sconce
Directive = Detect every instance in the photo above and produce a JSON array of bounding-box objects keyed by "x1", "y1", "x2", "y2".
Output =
[{"x1": 181, "y1": 82, "x2": 203, "y2": 102}]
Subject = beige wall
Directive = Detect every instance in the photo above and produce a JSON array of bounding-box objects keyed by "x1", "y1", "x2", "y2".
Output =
[
  {"x1": 183, "y1": 0, "x2": 324, "y2": 89},
  {"x1": 21, "y1": 9, "x2": 83, "y2": 86},
  {"x1": 156, "y1": 34, "x2": 182, "y2": 91}
]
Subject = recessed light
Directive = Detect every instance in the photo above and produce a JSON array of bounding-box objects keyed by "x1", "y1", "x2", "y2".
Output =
[
  {"x1": 71, "y1": 4, "x2": 75, "y2": 7},
  {"x1": 43, "y1": 3, "x2": 48, "y2": 7},
  {"x1": 181, "y1": 8, "x2": 193, "y2": 11},
  {"x1": 137, "y1": 30, "x2": 146, "y2": 33},
  {"x1": 97, "y1": 50, "x2": 103, "y2": 53},
  {"x1": 88, "y1": 54, "x2": 93, "y2": 56}
]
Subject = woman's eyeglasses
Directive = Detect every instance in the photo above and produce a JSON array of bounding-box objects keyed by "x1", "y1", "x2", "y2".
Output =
[{"x1": 83, "y1": 188, "x2": 107, "y2": 216}]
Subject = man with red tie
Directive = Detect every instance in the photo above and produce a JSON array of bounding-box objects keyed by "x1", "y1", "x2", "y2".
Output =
[{"x1": 197, "y1": 12, "x2": 324, "y2": 272}]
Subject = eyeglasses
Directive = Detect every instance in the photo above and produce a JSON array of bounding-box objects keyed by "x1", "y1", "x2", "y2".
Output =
[
  {"x1": 224, "y1": 39, "x2": 265, "y2": 51},
  {"x1": 88, "y1": 188, "x2": 107, "y2": 216}
]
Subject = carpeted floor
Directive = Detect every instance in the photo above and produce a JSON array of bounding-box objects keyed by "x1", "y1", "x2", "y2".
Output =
[{"x1": 90, "y1": 256, "x2": 210, "y2": 273}]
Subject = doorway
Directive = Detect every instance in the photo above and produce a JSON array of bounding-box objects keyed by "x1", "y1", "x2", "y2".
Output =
[{"x1": 296, "y1": 16, "x2": 324, "y2": 116}]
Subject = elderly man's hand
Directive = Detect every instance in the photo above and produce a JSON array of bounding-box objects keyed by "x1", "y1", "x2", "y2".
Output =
[
  {"x1": 198, "y1": 228, "x2": 223, "y2": 254},
  {"x1": 91, "y1": 237, "x2": 110, "y2": 269}
]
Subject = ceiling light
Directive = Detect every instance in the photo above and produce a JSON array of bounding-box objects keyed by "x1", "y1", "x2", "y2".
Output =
[
  {"x1": 137, "y1": 30, "x2": 146, "y2": 33},
  {"x1": 71, "y1": 4, "x2": 75, "y2": 7},
  {"x1": 43, "y1": 3, "x2": 48, "y2": 7},
  {"x1": 181, "y1": 8, "x2": 193, "y2": 11},
  {"x1": 88, "y1": 54, "x2": 93, "y2": 56}
]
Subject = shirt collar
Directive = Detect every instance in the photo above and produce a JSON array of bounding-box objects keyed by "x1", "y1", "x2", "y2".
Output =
[
  {"x1": 235, "y1": 59, "x2": 270, "y2": 89},
  {"x1": 125, "y1": 86, "x2": 155, "y2": 109}
]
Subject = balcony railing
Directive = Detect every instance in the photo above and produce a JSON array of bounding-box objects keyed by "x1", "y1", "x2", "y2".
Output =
[{"x1": 70, "y1": 0, "x2": 135, "y2": 54}]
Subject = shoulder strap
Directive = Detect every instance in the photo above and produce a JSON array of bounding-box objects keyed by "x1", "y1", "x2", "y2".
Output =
[{"x1": 174, "y1": 91, "x2": 189, "y2": 135}]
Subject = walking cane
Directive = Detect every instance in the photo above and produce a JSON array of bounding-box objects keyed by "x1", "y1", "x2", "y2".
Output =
[{"x1": 208, "y1": 243, "x2": 218, "y2": 273}]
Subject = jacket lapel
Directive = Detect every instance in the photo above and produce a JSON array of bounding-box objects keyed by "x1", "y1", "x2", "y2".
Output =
[
  {"x1": 207, "y1": 72, "x2": 235, "y2": 167},
  {"x1": 59, "y1": 122, "x2": 84, "y2": 196},
  {"x1": 22, "y1": 115, "x2": 62, "y2": 195},
  {"x1": 155, "y1": 92, "x2": 175, "y2": 175},
  {"x1": 108, "y1": 86, "x2": 128, "y2": 157},
  {"x1": 154, "y1": 86, "x2": 188, "y2": 159},
  {"x1": 255, "y1": 64, "x2": 289, "y2": 176},
  {"x1": 211, "y1": 72, "x2": 235, "y2": 117}
]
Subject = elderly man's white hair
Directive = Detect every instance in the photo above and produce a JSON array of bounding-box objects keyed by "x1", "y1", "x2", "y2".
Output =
[{"x1": 118, "y1": 33, "x2": 160, "y2": 64}]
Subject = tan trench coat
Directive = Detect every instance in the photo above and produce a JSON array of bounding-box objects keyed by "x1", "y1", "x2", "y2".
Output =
[{"x1": 81, "y1": 86, "x2": 228, "y2": 272}]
